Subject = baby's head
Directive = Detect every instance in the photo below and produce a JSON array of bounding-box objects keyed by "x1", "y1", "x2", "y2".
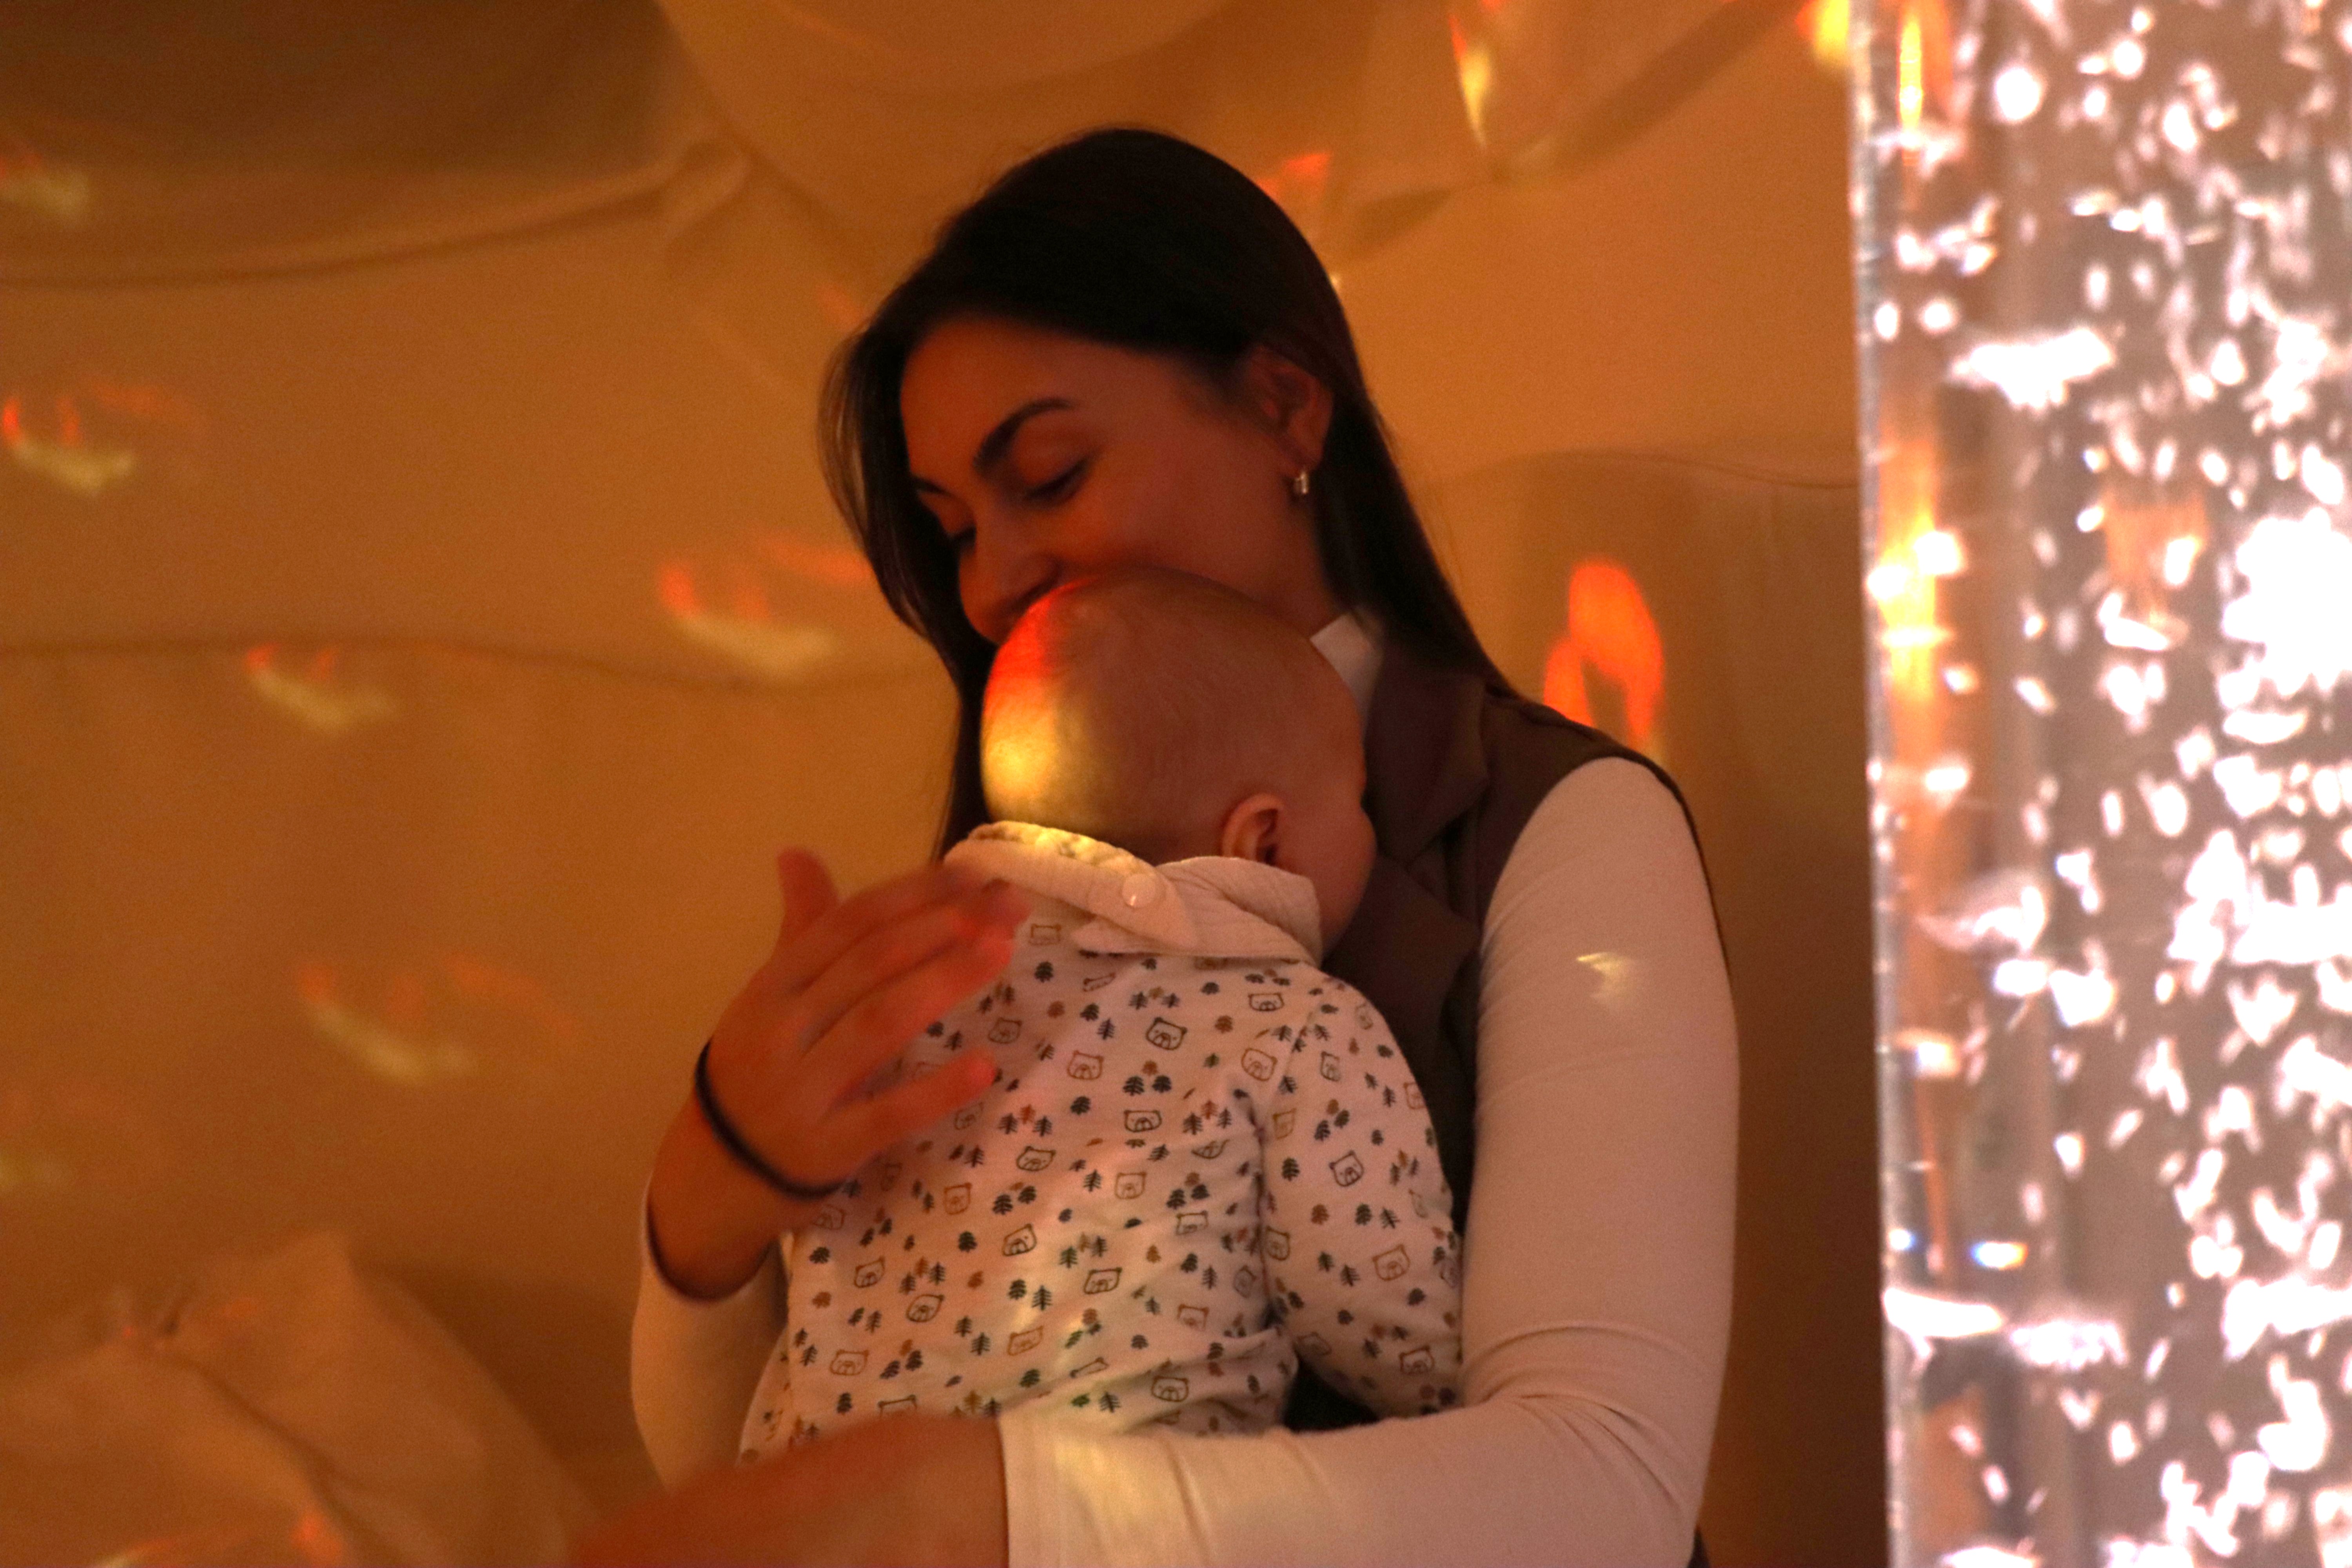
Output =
[{"x1": 980, "y1": 568, "x2": 1376, "y2": 950}]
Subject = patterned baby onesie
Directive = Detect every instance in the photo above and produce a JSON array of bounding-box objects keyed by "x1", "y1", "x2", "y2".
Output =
[{"x1": 737, "y1": 822, "x2": 1461, "y2": 1460}]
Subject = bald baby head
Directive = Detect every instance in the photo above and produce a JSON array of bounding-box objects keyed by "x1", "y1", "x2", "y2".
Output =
[{"x1": 980, "y1": 568, "x2": 1364, "y2": 871}]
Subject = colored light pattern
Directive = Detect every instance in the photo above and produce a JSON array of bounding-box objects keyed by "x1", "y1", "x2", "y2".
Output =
[
  {"x1": 1, "y1": 378, "x2": 203, "y2": 498},
  {"x1": 1857, "y1": 0, "x2": 2352, "y2": 1562},
  {"x1": 0, "y1": 129, "x2": 91, "y2": 226},
  {"x1": 2, "y1": 390, "x2": 136, "y2": 497},
  {"x1": 1541, "y1": 557, "x2": 1666, "y2": 761},
  {"x1": 242, "y1": 646, "x2": 399, "y2": 737},
  {"x1": 296, "y1": 956, "x2": 578, "y2": 1088},
  {"x1": 657, "y1": 558, "x2": 841, "y2": 683}
]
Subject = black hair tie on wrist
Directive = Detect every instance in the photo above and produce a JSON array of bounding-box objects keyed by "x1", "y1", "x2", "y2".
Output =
[{"x1": 693, "y1": 1040, "x2": 845, "y2": 1201}]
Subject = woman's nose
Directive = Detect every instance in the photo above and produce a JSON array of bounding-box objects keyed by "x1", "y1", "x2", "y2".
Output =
[{"x1": 962, "y1": 523, "x2": 1059, "y2": 644}]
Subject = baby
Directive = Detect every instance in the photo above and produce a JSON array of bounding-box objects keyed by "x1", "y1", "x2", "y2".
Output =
[{"x1": 736, "y1": 567, "x2": 1460, "y2": 1458}]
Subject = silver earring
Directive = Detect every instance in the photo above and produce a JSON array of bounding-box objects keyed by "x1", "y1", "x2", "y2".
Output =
[{"x1": 1292, "y1": 468, "x2": 1312, "y2": 499}]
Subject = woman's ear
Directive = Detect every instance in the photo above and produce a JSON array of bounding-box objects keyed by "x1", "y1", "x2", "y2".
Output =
[
  {"x1": 1236, "y1": 345, "x2": 1333, "y2": 479},
  {"x1": 1218, "y1": 792, "x2": 1287, "y2": 865}
]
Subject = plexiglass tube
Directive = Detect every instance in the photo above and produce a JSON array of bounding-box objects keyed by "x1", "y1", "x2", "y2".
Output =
[{"x1": 1859, "y1": 1, "x2": 2352, "y2": 1563}]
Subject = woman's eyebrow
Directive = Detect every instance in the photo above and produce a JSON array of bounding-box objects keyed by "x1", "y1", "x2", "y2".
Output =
[
  {"x1": 909, "y1": 396, "x2": 1076, "y2": 499},
  {"x1": 971, "y1": 396, "x2": 1076, "y2": 475}
]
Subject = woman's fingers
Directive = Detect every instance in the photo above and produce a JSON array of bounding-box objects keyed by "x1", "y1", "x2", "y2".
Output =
[
  {"x1": 841, "y1": 1049, "x2": 999, "y2": 1161},
  {"x1": 755, "y1": 857, "x2": 990, "y2": 1002},
  {"x1": 771, "y1": 848, "x2": 839, "y2": 955},
  {"x1": 798, "y1": 906, "x2": 1021, "y2": 1112},
  {"x1": 786, "y1": 882, "x2": 1024, "y2": 1066}
]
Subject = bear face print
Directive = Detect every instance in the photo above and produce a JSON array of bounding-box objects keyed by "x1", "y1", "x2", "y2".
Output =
[
  {"x1": 829, "y1": 1350, "x2": 869, "y2": 1376},
  {"x1": 877, "y1": 1159, "x2": 903, "y2": 1189},
  {"x1": 1319, "y1": 1052, "x2": 1342, "y2": 1081},
  {"x1": 1151, "y1": 1373, "x2": 1191, "y2": 1403},
  {"x1": 1405, "y1": 1081, "x2": 1423, "y2": 1110},
  {"x1": 1007, "y1": 1325, "x2": 1046, "y2": 1356},
  {"x1": 953, "y1": 1105, "x2": 980, "y2": 1129},
  {"x1": 943, "y1": 1183, "x2": 972, "y2": 1214},
  {"x1": 1355, "y1": 1003, "x2": 1376, "y2": 1029},
  {"x1": 1191, "y1": 1139, "x2": 1226, "y2": 1159},
  {"x1": 1240, "y1": 1048, "x2": 1277, "y2": 1082},
  {"x1": 1437, "y1": 1254, "x2": 1461, "y2": 1288},
  {"x1": 1247, "y1": 993, "x2": 1283, "y2": 1012},
  {"x1": 1080, "y1": 969, "x2": 1117, "y2": 991},
  {"x1": 1145, "y1": 1018, "x2": 1185, "y2": 1051},
  {"x1": 1262, "y1": 1228, "x2": 1291, "y2": 1261},
  {"x1": 1113, "y1": 1171, "x2": 1147, "y2": 1199},
  {"x1": 1083, "y1": 1267, "x2": 1122, "y2": 1294},
  {"x1": 1123, "y1": 1109, "x2": 1161, "y2": 1133},
  {"x1": 1372, "y1": 1245, "x2": 1409, "y2": 1281},
  {"x1": 1015, "y1": 1145, "x2": 1055, "y2": 1172},
  {"x1": 1175, "y1": 1303, "x2": 1210, "y2": 1329},
  {"x1": 1399, "y1": 1345, "x2": 1436, "y2": 1376},
  {"x1": 1027, "y1": 923, "x2": 1061, "y2": 945},
  {"x1": 1003, "y1": 1224, "x2": 1038, "y2": 1256},
  {"x1": 1174, "y1": 1210, "x2": 1208, "y2": 1235},
  {"x1": 907, "y1": 1293, "x2": 944, "y2": 1322},
  {"x1": 1067, "y1": 1052, "x2": 1103, "y2": 1081},
  {"x1": 1330, "y1": 1151, "x2": 1365, "y2": 1186},
  {"x1": 1069, "y1": 1357, "x2": 1110, "y2": 1379},
  {"x1": 878, "y1": 1396, "x2": 918, "y2": 1414},
  {"x1": 1234, "y1": 1266, "x2": 1257, "y2": 1295},
  {"x1": 853, "y1": 1259, "x2": 886, "y2": 1288},
  {"x1": 811, "y1": 1205, "x2": 847, "y2": 1230},
  {"x1": 1270, "y1": 1108, "x2": 1295, "y2": 1136},
  {"x1": 1295, "y1": 1333, "x2": 1330, "y2": 1358}
]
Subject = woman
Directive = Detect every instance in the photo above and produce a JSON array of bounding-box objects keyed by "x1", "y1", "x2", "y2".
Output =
[{"x1": 591, "y1": 128, "x2": 1735, "y2": 1567}]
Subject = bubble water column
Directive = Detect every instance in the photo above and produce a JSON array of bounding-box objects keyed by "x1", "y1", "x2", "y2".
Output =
[{"x1": 1859, "y1": 1, "x2": 2352, "y2": 1563}]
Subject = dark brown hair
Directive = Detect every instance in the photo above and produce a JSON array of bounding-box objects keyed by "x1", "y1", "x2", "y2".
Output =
[{"x1": 822, "y1": 126, "x2": 1510, "y2": 855}]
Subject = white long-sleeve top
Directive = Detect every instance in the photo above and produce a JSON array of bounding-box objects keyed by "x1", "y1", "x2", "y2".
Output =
[{"x1": 630, "y1": 616, "x2": 1738, "y2": 1567}]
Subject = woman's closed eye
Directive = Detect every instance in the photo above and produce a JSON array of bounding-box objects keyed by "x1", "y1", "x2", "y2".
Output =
[{"x1": 1021, "y1": 459, "x2": 1089, "y2": 506}]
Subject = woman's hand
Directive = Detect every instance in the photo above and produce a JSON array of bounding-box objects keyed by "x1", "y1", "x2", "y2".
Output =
[
  {"x1": 647, "y1": 849, "x2": 1030, "y2": 1299},
  {"x1": 573, "y1": 1414, "x2": 1009, "y2": 1567}
]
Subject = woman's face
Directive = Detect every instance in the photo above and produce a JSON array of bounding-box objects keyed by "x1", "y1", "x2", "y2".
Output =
[{"x1": 899, "y1": 316, "x2": 1339, "y2": 647}]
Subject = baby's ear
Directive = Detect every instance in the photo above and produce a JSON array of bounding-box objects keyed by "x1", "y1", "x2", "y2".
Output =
[{"x1": 1218, "y1": 792, "x2": 1285, "y2": 862}]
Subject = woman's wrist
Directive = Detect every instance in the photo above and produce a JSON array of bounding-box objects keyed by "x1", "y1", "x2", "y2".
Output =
[{"x1": 645, "y1": 1094, "x2": 804, "y2": 1300}]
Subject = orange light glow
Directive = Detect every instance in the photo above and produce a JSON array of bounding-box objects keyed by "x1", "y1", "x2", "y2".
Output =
[
  {"x1": 1799, "y1": 0, "x2": 1850, "y2": 73},
  {"x1": 1542, "y1": 559, "x2": 1666, "y2": 758},
  {"x1": 1869, "y1": 439, "x2": 1949, "y2": 700},
  {"x1": 1898, "y1": 8, "x2": 1925, "y2": 130},
  {"x1": 1448, "y1": 12, "x2": 1497, "y2": 149},
  {"x1": 1253, "y1": 151, "x2": 1333, "y2": 225}
]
